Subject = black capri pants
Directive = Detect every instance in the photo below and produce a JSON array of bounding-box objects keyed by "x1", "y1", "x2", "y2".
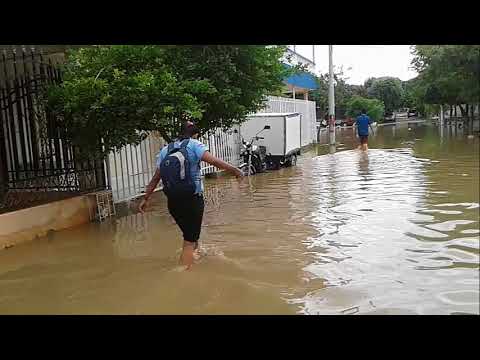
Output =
[{"x1": 167, "y1": 194, "x2": 205, "y2": 244}]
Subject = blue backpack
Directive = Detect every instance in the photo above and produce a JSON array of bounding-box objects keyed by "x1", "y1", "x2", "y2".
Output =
[{"x1": 159, "y1": 139, "x2": 196, "y2": 198}]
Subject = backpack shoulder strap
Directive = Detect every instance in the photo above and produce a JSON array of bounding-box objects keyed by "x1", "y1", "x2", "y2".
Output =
[
  {"x1": 167, "y1": 142, "x2": 176, "y2": 155},
  {"x1": 180, "y1": 139, "x2": 190, "y2": 149}
]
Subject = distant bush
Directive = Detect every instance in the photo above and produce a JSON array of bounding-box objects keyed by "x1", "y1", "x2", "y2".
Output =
[{"x1": 346, "y1": 96, "x2": 385, "y2": 122}]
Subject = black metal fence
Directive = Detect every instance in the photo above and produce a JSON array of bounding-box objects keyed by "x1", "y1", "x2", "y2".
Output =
[{"x1": 0, "y1": 47, "x2": 108, "y2": 214}]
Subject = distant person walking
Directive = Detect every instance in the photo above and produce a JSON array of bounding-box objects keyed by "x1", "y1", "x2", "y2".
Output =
[
  {"x1": 354, "y1": 109, "x2": 375, "y2": 151},
  {"x1": 139, "y1": 121, "x2": 243, "y2": 270}
]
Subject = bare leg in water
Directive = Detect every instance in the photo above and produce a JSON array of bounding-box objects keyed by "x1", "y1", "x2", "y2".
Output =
[
  {"x1": 358, "y1": 136, "x2": 369, "y2": 151},
  {"x1": 180, "y1": 241, "x2": 204, "y2": 269},
  {"x1": 180, "y1": 242, "x2": 196, "y2": 270}
]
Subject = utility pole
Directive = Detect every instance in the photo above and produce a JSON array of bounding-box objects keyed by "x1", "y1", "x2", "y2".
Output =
[{"x1": 328, "y1": 45, "x2": 336, "y2": 152}]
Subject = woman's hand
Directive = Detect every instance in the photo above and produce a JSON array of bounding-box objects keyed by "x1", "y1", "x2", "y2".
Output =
[
  {"x1": 201, "y1": 151, "x2": 244, "y2": 179},
  {"x1": 139, "y1": 198, "x2": 149, "y2": 213},
  {"x1": 233, "y1": 167, "x2": 244, "y2": 178},
  {"x1": 139, "y1": 169, "x2": 161, "y2": 214}
]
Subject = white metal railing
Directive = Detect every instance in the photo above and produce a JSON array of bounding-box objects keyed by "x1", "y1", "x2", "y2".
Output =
[
  {"x1": 108, "y1": 133, "x2": 165, "y2": 203},
  {"x1": 200, "y1": 126, "x2": 241, "y2": 176},
  {"x1": 107, "y1": 96, "x2": 317, "y2": 203},
  {"x1": 107, "y1": 128, "x2": 241, "y2": 203}
]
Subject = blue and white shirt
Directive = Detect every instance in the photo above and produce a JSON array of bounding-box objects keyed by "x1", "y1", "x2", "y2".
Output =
[{"x1": 156, "y1": 138, "x2": 207, "y2": 194}]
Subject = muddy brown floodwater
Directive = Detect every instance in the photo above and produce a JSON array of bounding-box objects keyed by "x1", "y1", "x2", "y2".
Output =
[{"x1": 0, "y1": 121, "x2": 478, "y2": 314}]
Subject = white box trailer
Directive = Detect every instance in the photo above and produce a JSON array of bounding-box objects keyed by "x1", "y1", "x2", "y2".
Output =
[{"x1": 240, "y1": 112, "x2": 301, "y2": 167}]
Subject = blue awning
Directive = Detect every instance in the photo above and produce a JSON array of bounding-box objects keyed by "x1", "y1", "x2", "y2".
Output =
[{"x1": 283, "y1": 64, "x2": 318, "y2": 90}]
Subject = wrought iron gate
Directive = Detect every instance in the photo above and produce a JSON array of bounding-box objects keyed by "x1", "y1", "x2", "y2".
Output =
[{"x1": 0, "y1": 47, "x2": 108, "y2": 214}]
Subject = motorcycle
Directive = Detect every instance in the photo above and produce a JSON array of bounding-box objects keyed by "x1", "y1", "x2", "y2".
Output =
[
  {"x1": 239, "y1": 125, "x2": 270, "y2": 176},
  {"x1": 239, "y1": 136, "x2": 267, "y2": 176}
]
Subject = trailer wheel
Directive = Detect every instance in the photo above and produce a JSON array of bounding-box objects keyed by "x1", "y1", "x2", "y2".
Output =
[
  {"x1": 284, "y1": 154, "x2": 297, "y2": 167},
  {"x1": 291, "y1": 154, "x2": 297, "y2": 166},
  {"x1": 268, "y1": 159, "x2": 281, "y2": 170}
]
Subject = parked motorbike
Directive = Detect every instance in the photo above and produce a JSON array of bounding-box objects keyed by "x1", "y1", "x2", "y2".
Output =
[
  {"x1": 239, "y1": 125, "x2": 270, "y2": 176},
  {"x1": 239, "y1": 136, "x2": 266, "y2": 176}
]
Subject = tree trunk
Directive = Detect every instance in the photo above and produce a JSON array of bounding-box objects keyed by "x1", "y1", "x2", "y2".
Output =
[{"x1": 469, "y1": 105, "x2": 475, "y2": 132}]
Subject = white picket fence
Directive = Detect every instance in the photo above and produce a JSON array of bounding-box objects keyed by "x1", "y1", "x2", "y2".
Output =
[{"x1": 108, "y1": 96, "x2": 316, "y2": 203}]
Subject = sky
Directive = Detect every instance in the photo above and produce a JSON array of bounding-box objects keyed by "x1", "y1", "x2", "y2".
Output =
[{"x1": 292, "y1": 45, "x2": 418, "y2": 85}]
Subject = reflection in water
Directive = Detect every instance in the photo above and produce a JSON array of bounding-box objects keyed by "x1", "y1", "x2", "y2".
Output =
[
  {"x1": 329, "y1": 144, "x2": 336, "y2": 154},
  {"x1": 0, "y1": 121, "x2": 478, "y2": 314},
  {"x1": 114, "y1": 214, "x2": 153, "y2": 259},
  {"x1": 297, "y1": 148, "x2": 435, "y2": 314},
  {"x1": 357, "y1": 151, "x2": 370, "y2": 178}
]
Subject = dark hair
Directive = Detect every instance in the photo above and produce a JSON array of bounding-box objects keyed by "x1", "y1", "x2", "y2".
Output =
[
  {"x1": 361, "y1": 109, "x2": 367, "y2": 114},
  {"x1": 178, "y1": 121, "x2": 200, "y2": 140}
]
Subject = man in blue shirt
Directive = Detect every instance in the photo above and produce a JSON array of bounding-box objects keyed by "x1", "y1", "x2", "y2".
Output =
[
  {"x1": 139, "y1": 121, "x2": 243, "y2": 270},
  {"x1": 355, "y1": 109, "x2": 375, "y2": 151}
]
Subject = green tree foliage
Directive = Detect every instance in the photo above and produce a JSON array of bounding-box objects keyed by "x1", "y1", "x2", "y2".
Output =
[
  {"x1": 364, "y1": 77, "x2": 375, "y2": 91},
  {"x1": 401, "y1": 77, "x2": 427, "y2": 115},
  {"x1": 365, "y1": 77, "x2": 405, "y2": 114},
  {"x1": 411, "y1": 45, "x2": 480, "y2": 116},
  {"x1": 346, "y1": 96, "x2": 385, "y2": 122},
  {"x1": 401, "y1": 87, "x2": 416, "y2": 109},
  {"x1": 350, "y1": 84, "x2": 368, "y2": 98},
  {"x1": 159, "y1": 46, "x2": 291, "y2": 134},
  {"x1": 308, "y1": 73, "x2": 328, "y2": 116},
  {"x1": 309, "y1": 67, "x2": 360, "y2": 118},
  {"x1": 46, "y1": 45, "x2": 290, "y2": 158}
]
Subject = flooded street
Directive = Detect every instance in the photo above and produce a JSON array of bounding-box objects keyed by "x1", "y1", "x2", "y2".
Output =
[{"x1": 0, "y1": 121, "x2": 478, "y2": 314}]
